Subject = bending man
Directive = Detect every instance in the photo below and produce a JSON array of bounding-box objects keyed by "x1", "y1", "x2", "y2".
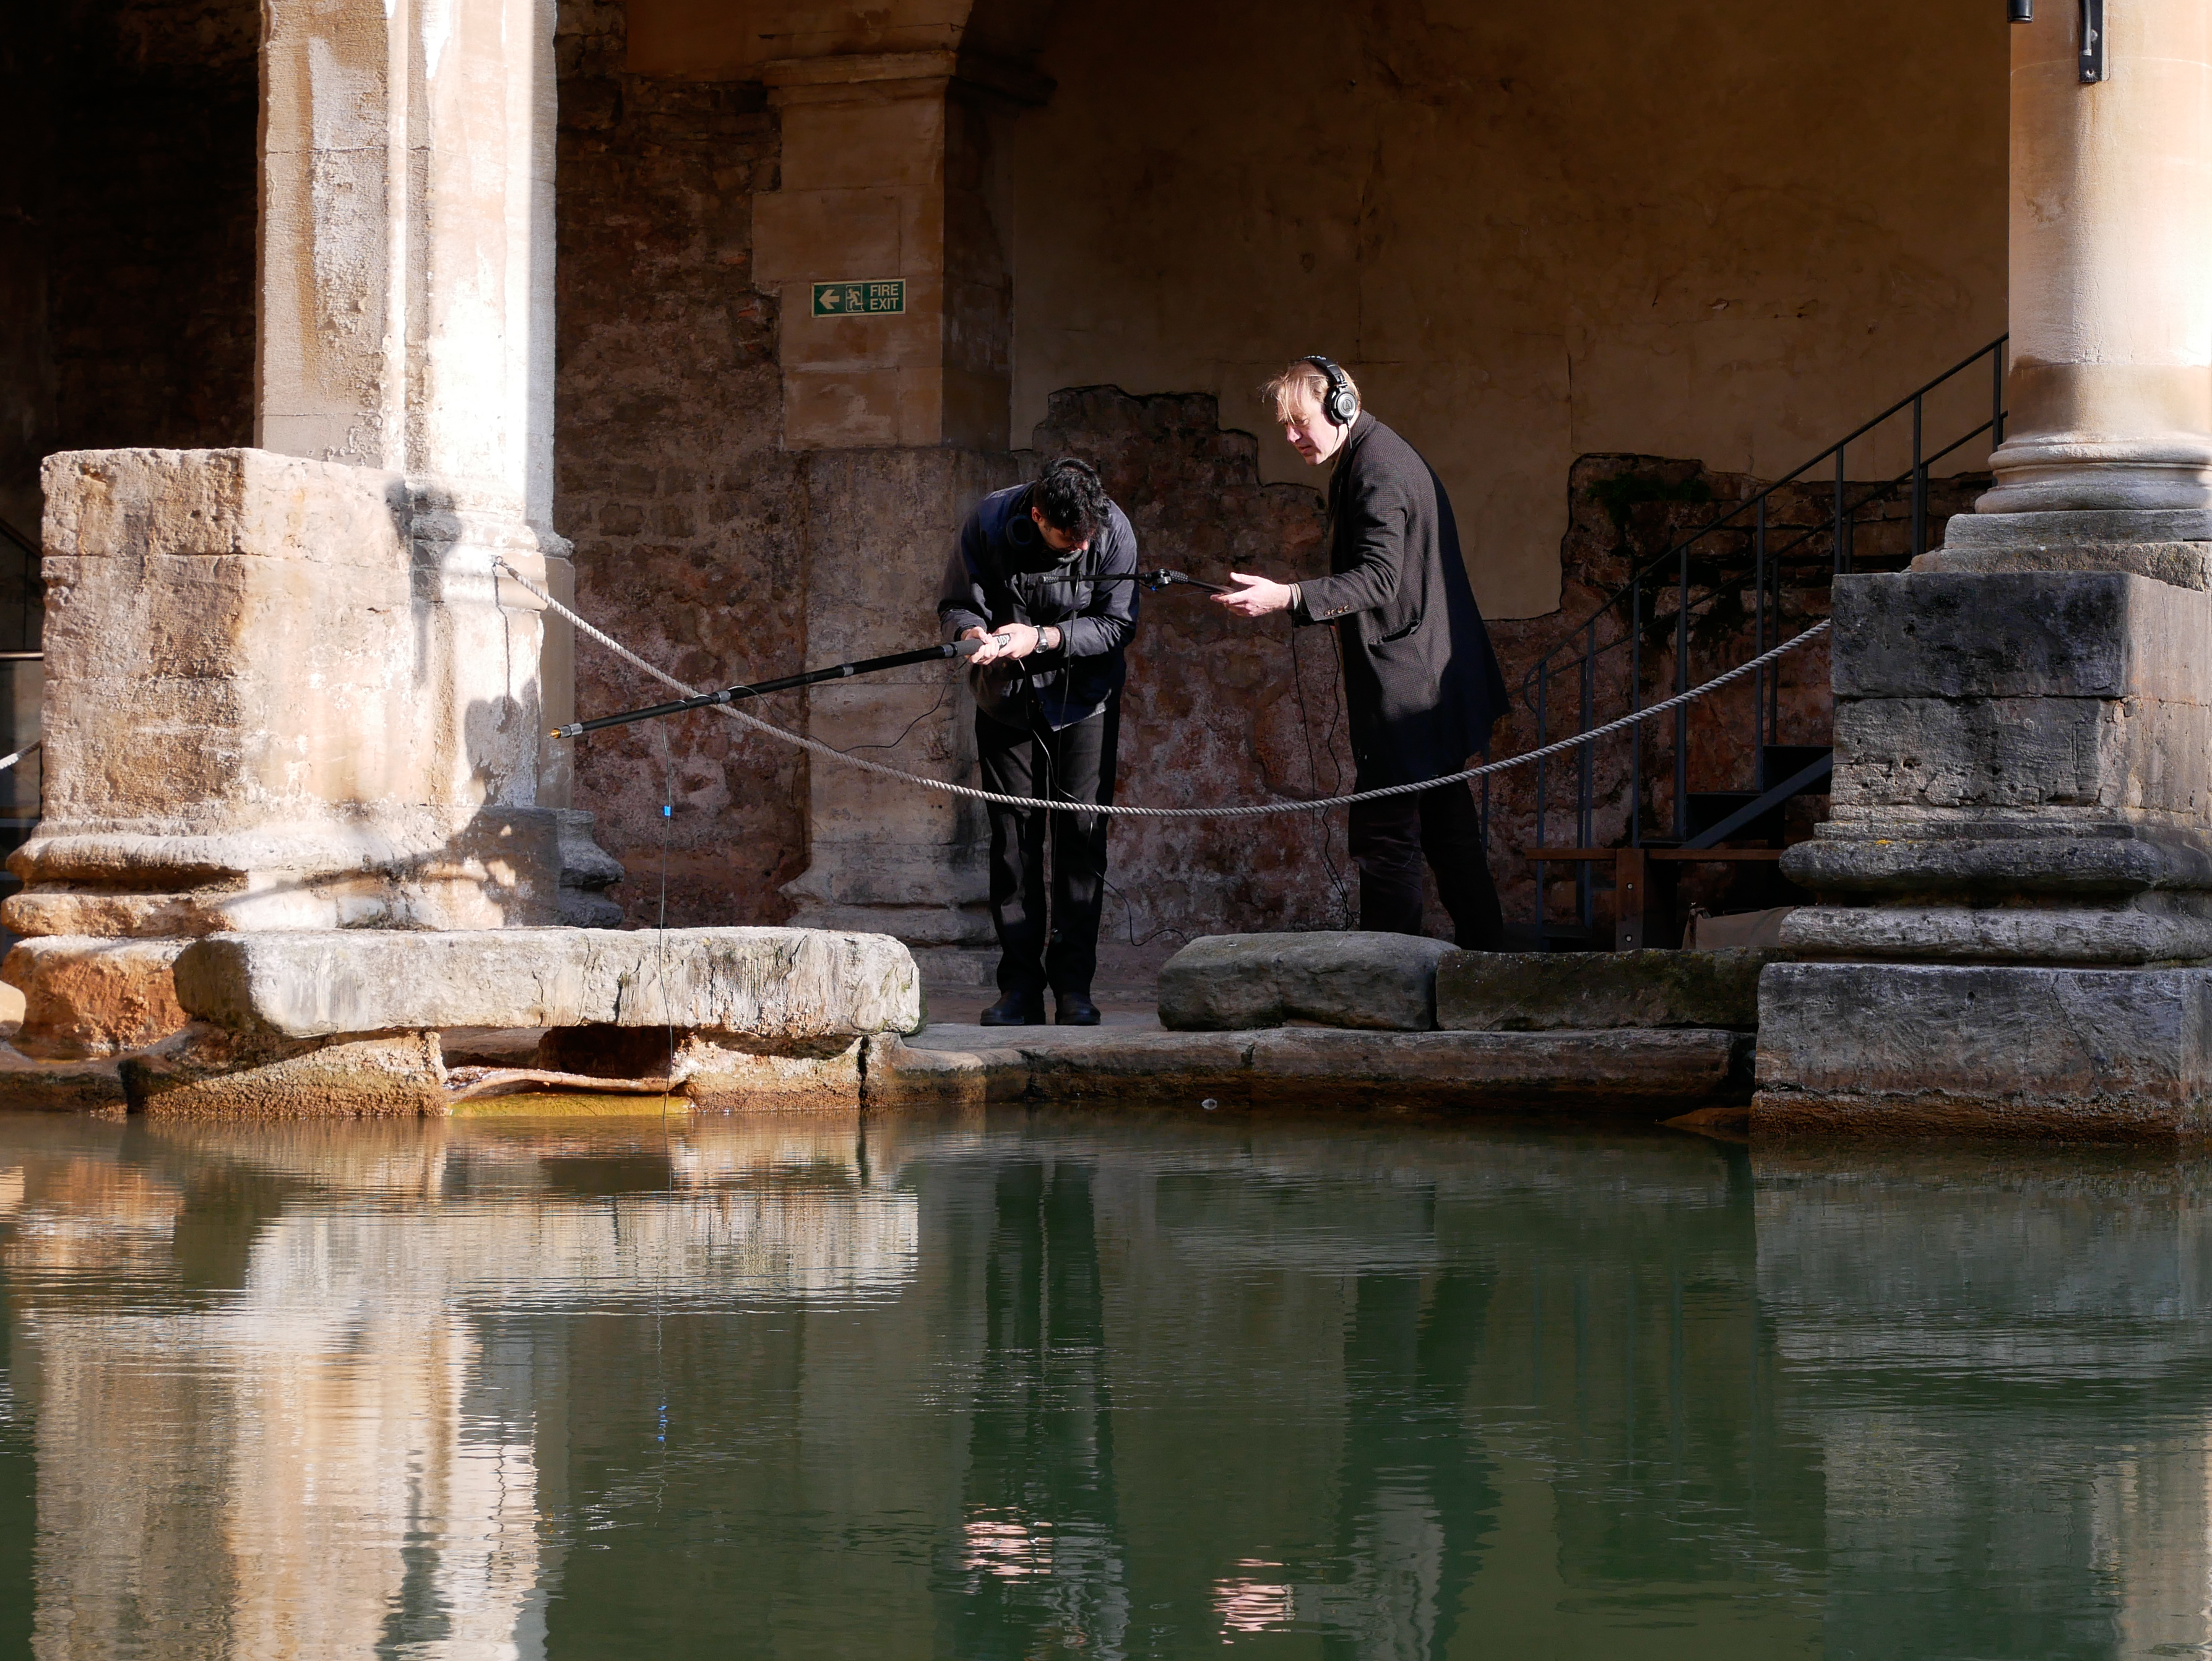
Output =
[
  {"x1": 1216, "y1": 356, "x2": 1508, "y2": 948},
  {"x1": 940, "y1": 457, "x2": 1139, "y2": 1026}
]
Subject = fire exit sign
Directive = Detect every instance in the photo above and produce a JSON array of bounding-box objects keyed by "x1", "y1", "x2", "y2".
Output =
[{"x1": 812, "y1": 280, "x2": 906, "y2": 317}]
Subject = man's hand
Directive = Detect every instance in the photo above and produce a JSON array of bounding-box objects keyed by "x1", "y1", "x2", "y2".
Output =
[
  {"x1": 1213, "y1": 572, "x2": 1295, "y2": 618},
  {"x1": 965, "y1": 622, "x2": 1042, "y2": 665}
]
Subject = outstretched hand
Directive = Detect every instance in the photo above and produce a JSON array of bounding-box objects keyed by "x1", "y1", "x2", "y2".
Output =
[
  {"x1": 964, "y1": 623, "x2": 1039, "y2": 665},
  {"x1": 1212, "y1": 572, "x2": 1295, "y2": 619}
]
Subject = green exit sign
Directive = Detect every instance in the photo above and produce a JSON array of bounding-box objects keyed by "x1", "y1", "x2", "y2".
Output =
[{"x1": 811, "y1": 279, "x2": 906, "y2": 317}]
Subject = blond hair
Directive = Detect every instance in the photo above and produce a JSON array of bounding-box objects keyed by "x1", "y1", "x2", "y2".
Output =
[{"x1": 1263, "y1": 358, "x2": 1360, "y2": 421}]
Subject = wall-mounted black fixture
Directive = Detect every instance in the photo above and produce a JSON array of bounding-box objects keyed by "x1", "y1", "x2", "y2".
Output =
[
  {"x1": 2009, "y1": 0, "x2": 2031, "y2": 20},
  {"x1": 2070, "y1": 0, "x2": 2106, "y2": 80},
  {"x1": 2079, "y1": 0, "x2": 2106, "y2": 80}
]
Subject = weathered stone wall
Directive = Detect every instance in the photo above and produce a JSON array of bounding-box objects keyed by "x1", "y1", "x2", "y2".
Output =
[{"x1": 556, "y1": 0, "x2": 813, "y2": 925}]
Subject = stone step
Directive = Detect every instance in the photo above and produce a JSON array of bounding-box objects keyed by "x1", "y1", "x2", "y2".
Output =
[{"x1": 875, "y1": 1024, "x2": 1751, "y2": 1109}]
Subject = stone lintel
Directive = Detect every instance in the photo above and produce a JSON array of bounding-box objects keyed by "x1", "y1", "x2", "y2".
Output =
[{"x1": 1755, "y1": 962, "x2": 2212, "y2": 1139}]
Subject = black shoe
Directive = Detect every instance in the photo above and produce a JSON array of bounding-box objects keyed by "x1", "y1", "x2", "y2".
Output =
[
  {"x1": 980, "y1": 992, "x2": 1045, "y2": 1027},
  {"x1": 1055, "y1": 993, "x2": 1102, "y2": 1027}
]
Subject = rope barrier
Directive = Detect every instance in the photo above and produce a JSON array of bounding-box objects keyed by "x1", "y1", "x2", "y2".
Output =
[{"x1": 496, "y1": 559, "x2": 1830, "y2": 821}]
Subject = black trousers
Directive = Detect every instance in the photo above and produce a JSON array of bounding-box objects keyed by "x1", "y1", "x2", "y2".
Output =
[
  {"x1": 1347, "y1": 780, "x2": 1505, "y2": 949},
  {"x1": 976, "y1": 701, "x2": 1120, "y2": 1001}
]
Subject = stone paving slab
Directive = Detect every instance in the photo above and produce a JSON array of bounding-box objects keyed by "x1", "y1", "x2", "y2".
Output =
[{"x1": 881, "y1": 1022, "x2": 1746, "y2": 1108}]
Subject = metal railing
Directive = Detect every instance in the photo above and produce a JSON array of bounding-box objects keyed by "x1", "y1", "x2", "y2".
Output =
[
  {"x1": 1521, "y1": 336, "x2": 2008, "y2": 938},
  {"x1": 0, "y1": 514, "x2": 41, "y2": 658}
]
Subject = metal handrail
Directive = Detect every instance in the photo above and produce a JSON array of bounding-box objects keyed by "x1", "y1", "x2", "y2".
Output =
[
  {"x1": 1521, "y1": 335, "x2": 2007, "y2": 697},
  {"x1": 1525, "y1": 335, "x2": 2008, "y2": 942},
  {"x1": 0, "y1": 516, "x2": 34, "y2": 561}
]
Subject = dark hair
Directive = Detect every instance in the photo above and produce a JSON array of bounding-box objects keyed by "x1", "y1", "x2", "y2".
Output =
[{"x1": 1033, "y1": 457, "x2": 1110, "y2": 541}]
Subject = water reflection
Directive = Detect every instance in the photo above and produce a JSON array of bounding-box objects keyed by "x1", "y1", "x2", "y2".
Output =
[{"x1": 4, "y1": 1115, "x2": 2212, "y2": 1655}]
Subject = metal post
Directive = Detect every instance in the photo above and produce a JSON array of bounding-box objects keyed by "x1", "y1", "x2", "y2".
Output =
[
  {"x1": 1535, "y1": 663, "x2": 1549, "y2": 938},
  {"x1": 1753, "y1": 496, "x2": 1768, "y2": 778},
  {"x1": 1833, "y1": 443, "x2": 1851, "y2": 576},
  {"x1": 1911, "y1": 394, "x2": 1927, "y2": 558},
  {"x1": 1672, "y1": 545, "x2": 1689, "y2": 842},
  {"x1": 1630, "y1": 576, "x2": 1643, "y2": 847},
  {"x1": 1992, "y1": 339, "x2": 2006, "y2": 447},
  {"x1": 1578, "y1": 622, "x2": 1595, "y2": 931}
]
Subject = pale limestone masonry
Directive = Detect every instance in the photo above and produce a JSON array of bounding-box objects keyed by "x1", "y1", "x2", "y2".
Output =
[
  {"x1": 121, "y1": 926, "x2": 922, "y2": 1116},
  {"x1": 8, "y1": 449, "x2": 568, "y2": 939},
  {"x1": 173, "y1": 927, "x2": 921, "y2": 1040}
]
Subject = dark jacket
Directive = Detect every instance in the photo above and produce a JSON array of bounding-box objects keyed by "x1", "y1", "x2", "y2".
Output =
[
  {"x1": 1292, "y1": 412, "x2": 1510, "y2": 788},
  {"x1": 938, "y1": 483, "x2": 1140, "y2": 731}
]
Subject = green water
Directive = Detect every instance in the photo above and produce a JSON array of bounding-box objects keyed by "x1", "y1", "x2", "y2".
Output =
[{"x1": 0, "y1": 1108, "x2": 2208, "y2": 1659}]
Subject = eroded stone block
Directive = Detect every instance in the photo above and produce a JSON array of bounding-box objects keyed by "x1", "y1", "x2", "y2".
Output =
[
  {"x1": 1157, "y1": 932, "x2": 1454, "y2": 1032},
  {"x1": 1437, "y1": 949, "x2": 1769, "y2": 1031},
  {"x1": 2, "y1": 937, "x2": 191, "y2": 1059},
  {"x1": 122, "y1": 1030, "x2": 447, "y2": 1120},
  {"x1": 1755, "y1": 961, "x2": 2212, "y2": 1138}
]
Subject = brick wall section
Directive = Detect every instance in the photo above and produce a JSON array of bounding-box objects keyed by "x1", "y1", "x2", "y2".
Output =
[{"x1": 556, "y1": 1, "x2": 813, "y2": 925}]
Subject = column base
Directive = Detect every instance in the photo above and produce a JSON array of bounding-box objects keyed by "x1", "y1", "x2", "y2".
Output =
[{"x1": 1755, "y1": 962, "x2": 2212, "y2": 1140}]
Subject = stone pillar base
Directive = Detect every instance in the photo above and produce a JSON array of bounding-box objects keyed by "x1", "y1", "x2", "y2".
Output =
[{"x1": 1755, "y1": 962, "x2": 2212, "y2": 1140}]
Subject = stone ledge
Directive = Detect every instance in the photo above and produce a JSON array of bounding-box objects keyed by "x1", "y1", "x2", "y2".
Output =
[
  {"x1": 173, "y1": 926, "x2": 923, "y2": 1039},
  {"x1": 1437, "y1": 949, "x2": 1770, "y2": 1031},
  {"x1": 872, "y1": 1024, "x2": 1747, "y2": 1108}
]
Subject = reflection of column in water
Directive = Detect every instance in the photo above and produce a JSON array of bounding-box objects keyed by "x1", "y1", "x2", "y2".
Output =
[
  {"x1": 2093, "y1": 1433, "x2": 2212, "y2": 1655},
  {"x1": 1756, "y1": 1151, "x2": 2212, "y2": 1660},
  {"x1": 9, "y1": 1128, "x2": 922, "y2": 1660}
]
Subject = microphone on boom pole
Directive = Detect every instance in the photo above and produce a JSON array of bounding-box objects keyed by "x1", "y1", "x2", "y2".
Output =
[{"x1": 553, "y1": 567, "x2": 1223, "y2": 740}]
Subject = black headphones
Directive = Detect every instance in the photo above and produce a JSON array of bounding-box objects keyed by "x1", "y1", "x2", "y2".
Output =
[{"x1": 1304, "y1": 355, "x2": 1359, "y2": 427}]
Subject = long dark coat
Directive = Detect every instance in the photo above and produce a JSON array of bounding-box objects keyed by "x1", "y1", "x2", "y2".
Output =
[{"x1": 1292, "y1": 412, "x2": 1511, "y2": 788}]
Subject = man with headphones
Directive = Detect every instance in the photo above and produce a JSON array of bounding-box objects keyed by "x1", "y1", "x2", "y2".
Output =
[
  {"x1": 1215, "y1": 357, "x2": 1509, "y2": 948},
  {"x1": 940, "y1": 457, "x2": 1141, "y2": 1025}
]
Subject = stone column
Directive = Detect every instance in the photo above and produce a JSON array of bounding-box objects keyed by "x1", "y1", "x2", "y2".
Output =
[
  {"x1": 751, "y1": 54, "x2": 1040, "y2": 949},
  {"x1": 1980, "y1": 1, "x2": 2212, "y2": 515},
  {"x1": 6, "y1": 0, "x2": 623, "y2": 975},
  {"x1": 1758, "y1": 0, "x2": 2212, "y2": 1137}
]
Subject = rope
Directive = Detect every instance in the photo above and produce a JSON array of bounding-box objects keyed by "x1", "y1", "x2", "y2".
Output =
[{"x1": 496, "y1": 559, "x2": 1830, "y2": 821}]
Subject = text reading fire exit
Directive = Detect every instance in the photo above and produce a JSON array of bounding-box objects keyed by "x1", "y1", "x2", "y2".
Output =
[{"x1": 812, "y1": 280, "x2": 906, "y2": 317}]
